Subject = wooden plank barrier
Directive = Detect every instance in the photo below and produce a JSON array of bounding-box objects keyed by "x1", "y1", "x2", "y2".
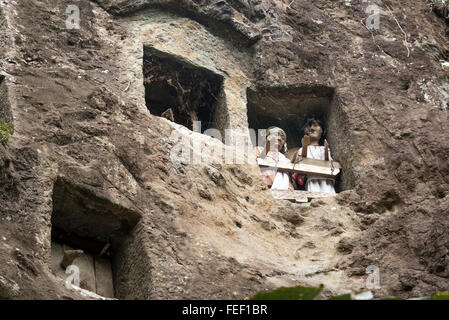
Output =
[
  {"x1": 256, "y1": 157, "x2": 341, "y2": 179},
  {"x1": 271, "y1": 190, "x2": 334, "y2": 203}
]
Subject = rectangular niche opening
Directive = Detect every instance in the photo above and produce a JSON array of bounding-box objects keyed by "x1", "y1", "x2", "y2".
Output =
[
  {"x1": 50, "y1": 177, "x2": 142, "y2": 299},
  {"x1": 247, "y1": 86, "x2": 350, "y2": 192},
  {"x1": 143, "y1": 46, "x2": 226, "y2": 133}
]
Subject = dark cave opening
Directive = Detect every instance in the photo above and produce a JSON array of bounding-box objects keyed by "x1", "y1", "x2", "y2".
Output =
[
  {"x1": 143, "y1": 46, "x2": 224, "y2": 133},
  {"x1": 50, "y1": 177, "x2": 142, "y2": 299},
  {"x1": 246, "y1": 86, "x2": 352, "y2": 192},
  {"x1": 247, "y1": 86, "x2": 335, "y2": 153}
]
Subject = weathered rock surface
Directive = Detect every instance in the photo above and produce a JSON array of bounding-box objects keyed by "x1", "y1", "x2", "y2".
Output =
[{"x1": 0, "y1": 0, "x2": 449, "y2": 299}]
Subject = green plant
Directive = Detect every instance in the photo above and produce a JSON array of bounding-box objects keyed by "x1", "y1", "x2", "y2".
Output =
[
  {"x1": 250, "y1": 285, "x2": 449, "y2": 300},
  {"x1": 250, "y1": 285, "x2": 323, "y2": 300},
  {"x1": 431, "y1": 291, "x2": 449, "y2": 300},
  {"x1": 0, "y1": 118, "x2": 13, "y2": 145}
]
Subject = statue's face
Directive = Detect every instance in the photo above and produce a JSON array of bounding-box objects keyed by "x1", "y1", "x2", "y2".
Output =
[
  {"x1": 267, "y1": 128, "x2": 286, "y2": 152},
  {"x1": 305, "y1": 120, "x2": 323, "y2": 143}
]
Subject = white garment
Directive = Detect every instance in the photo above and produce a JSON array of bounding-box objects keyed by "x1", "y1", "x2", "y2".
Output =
[
  {"x1": 259, "y1": 152, "x2": 291, "y2": 190},
  {"x1": 298, "y1": 145, "x2": 336, "y2": 194}
]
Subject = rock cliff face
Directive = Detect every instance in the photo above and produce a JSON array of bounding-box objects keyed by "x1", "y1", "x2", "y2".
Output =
[{"x1": 0, "y1": 0, "x2": 449, "y2": 299}]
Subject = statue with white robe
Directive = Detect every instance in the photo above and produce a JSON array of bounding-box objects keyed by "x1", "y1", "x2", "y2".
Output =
[{"x1": 293, "y1": 117, "x2": 336, "y2": 194}]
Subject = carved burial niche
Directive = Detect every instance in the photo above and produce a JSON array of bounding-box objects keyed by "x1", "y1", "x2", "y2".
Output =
[
  {"x1": 246, "y1": 86, "x2": 353, "y2": 192},
  {"x1": 143, "y1": 46, "x2": 225, "y2": 133},
  {"x1": 50, "y1": 177, "x2": 141, "y2": 299}
]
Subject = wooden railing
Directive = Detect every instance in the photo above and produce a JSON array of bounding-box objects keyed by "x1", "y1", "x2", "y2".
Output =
[{"x1": 256, "y1": 157, "x2": 341, "y2": 179}]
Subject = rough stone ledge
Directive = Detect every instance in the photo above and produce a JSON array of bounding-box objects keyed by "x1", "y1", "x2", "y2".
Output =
[{"x1": 91, "y1": 0, "x2": 263, "y2": 44}]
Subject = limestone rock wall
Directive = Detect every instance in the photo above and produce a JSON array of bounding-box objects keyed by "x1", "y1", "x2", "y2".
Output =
[{"x1": 0, "y1": 0, "x2": 449, "y2": 299}]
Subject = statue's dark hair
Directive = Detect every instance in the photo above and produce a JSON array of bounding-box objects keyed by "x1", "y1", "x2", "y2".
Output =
[{"x1": 302, "y1": 116, "x2": 327, "y2": 146}]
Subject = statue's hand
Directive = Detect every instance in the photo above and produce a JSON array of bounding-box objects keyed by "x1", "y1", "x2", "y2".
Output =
[
  {"x1": 301, "y1": 135, "x2": 310, "y2": 158},
  {"x1": 301, "y1": 135, "x2": 311, "y2": 148},
  {"x1": 261, "y1": 171, "x2": 275, "y2": 187}
]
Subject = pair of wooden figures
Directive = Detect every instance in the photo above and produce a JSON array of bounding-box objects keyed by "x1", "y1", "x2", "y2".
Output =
[{"x1": 255, "y1": 117, "x2": 341, "y2": 193}]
